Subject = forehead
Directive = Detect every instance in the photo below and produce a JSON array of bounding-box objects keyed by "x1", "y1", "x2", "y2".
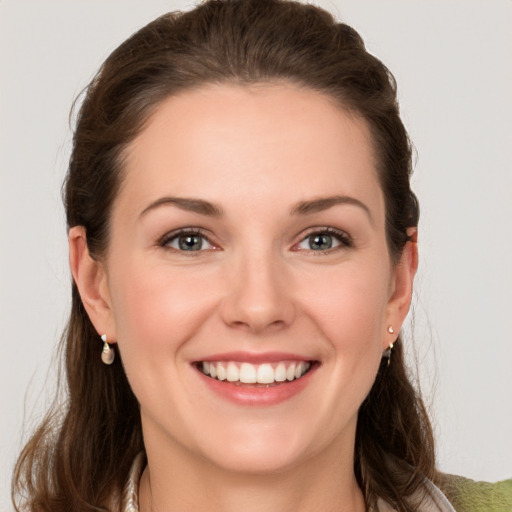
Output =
[{"x1": 119, "y1": 83, "x2": 384, "y2": 220}]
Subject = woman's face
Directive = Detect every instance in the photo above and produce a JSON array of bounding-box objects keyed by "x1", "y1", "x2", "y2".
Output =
[{"x1": 86, "y1": 83, "x2": 414, "y2": 473}]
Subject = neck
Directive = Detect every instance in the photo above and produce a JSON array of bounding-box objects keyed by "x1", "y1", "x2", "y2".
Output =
[{"x1": 139, "y1": 433, "x2": 366, "y2": 512}]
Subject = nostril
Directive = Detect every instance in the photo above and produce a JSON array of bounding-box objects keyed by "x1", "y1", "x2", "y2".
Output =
[
  {"x1": 226, "y1": 318, "x2": 287, "y2": 334},
  {"x1": 219, "y1": 272, "x2": 296, "y2": 332}
]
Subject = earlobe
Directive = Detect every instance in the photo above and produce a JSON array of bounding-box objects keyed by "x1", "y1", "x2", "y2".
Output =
[{"x1": 68, "y1": 226, "x2": 116, "y2": 341}]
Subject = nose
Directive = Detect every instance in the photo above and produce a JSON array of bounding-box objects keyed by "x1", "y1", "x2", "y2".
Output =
[{"x1": 220, "y1": 250, "x2": 296, "y2": 334}]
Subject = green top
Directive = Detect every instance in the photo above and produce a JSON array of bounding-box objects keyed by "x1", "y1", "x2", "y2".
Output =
[{"x1": 440, "y1": 474, "x2": 512, "y2": 512}]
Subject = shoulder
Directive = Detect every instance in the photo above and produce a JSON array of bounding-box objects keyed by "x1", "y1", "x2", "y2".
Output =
[{"x1": 438, "y1": 473, "x2": 512, "y2": 512}]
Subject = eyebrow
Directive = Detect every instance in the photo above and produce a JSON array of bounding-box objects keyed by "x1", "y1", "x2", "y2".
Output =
[
  {"x1": 290, "y1": 195, "x2": 373, "y2": 223},
  {"x1": 139, "y1": 194, "x2": 372, "y2": 223},
  {"x1": 140, "y1": 197, "x2": 224, "y2": 218}
]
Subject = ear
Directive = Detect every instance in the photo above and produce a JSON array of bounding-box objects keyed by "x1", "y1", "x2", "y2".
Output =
[
  {"x1": 384, "y1": 228, "x2": 418, "y2": 348},
  {"x1": 69, "y1": 226, "x2": 117, "y2": 342}
]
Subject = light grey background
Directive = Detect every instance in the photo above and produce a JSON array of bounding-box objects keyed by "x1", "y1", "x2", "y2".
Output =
[{"x1": 1, "y1": 0, "x2": 511, "y2": 509}]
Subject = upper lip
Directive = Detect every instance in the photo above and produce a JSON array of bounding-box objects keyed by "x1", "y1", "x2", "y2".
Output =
[{"x1": 193, "y1": 351, "x2": 315, "y2": 364}]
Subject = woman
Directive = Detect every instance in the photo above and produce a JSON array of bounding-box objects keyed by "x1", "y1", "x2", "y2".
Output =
[{"x1": 11, "y1": 1, "x2": 511, "y2": 511}]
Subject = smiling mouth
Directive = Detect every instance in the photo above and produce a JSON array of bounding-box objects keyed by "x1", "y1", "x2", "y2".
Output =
[{"x1": 196, "y1": 360, "x2": 314, "y2": 386}]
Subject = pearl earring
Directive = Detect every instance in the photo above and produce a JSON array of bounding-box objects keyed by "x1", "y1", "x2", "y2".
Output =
[
  {"x1": 101, "y1": 334, "x2": 115, "y2": 365},
  {"x1": 385, "y1": 325, "x2": 395, "y2": 366}
]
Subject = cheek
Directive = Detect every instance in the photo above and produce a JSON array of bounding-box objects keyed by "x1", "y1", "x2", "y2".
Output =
[
  {"x1": 108, "y1": 256, "x2": 218, "y2": 357},
  {"x1": 298, "y1": 260, "x2": 391, "y2": 350},
  {"x1": 295, "y1": 256, "x2": 391, "y2": 413},
  {"x1": 282, "y1": 259, "x2": 392, "y2": 445}
]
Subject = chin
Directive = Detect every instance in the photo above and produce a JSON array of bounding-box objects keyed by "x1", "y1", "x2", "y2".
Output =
[
  {"x1": 206, "y1": 438, "x2": 311, "y2": 476},
  {"x1": 188, "y1": 415, "x2": 337, "y2": 477}
]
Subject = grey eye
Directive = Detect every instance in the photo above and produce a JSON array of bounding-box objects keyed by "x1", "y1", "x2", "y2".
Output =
[
  {"x1": 295, "y1": 229, "x2": 350, "y2": 252},
  {"x1": 308, "y1": 233, "x2": 334, "y2": 251},
  {"x1": 178, "y1": 234, "x2": 203, "y2": 251},
  {"x1": 165, "y1": 232, "x2": 214, "y2": 251}
]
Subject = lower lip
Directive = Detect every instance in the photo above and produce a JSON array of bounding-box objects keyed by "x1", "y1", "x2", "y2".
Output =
[{"x1": 195, "y1": 364, "x2": 317, "y2": 406}]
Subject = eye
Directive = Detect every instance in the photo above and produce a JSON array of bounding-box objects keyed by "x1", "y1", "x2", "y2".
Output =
[
  {"x1": 161, "y1": 230, "x2": 215, "y2": 252},
  {"x1": 295, "y1": 228, "x2": 352, "y2": 252}
]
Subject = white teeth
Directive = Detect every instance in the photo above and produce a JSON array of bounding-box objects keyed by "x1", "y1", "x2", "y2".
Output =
[
  {"x1": 217, "y1": 365, "x2": 226, "y2": 381},
  {"x1": 239, "y1": 362, "x2": 256, "y2": 384},
  {"x1": 274, "y1": 362, "x2": 287, "y2": 382},
  {"x1": 226, "y1": 362, "x2": 239, "y2": 382},
  {"x1": 256, "y1": 363, "x2": 275, "y2": 384},
  {"x1": 200, "y1": 360, "x2": 311, "y2": 384}
]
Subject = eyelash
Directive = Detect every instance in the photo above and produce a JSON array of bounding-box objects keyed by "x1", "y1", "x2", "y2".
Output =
[
  {"x1": 293, "y1": 227, "x2": 353, "y2": 253},
  {"x1": 158, "y1": 228, "x2": 217, "y2": 254},
  {"x1": 158, "y1": 226, "x2": 353, "y2": 253}
]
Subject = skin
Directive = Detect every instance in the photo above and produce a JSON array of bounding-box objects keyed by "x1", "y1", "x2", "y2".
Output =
[{"x1": 70, "y1": 83, "x2": 417, "y2": 512}]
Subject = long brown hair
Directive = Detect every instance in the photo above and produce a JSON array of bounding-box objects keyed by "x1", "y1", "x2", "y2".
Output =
[{"x1": 13, "y1": 1, "x2": 434, "y2": 510}]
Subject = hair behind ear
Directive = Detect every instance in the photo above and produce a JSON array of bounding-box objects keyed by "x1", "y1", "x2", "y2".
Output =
[
  {"x1": 355, "y1": 338, "x2": 437, "y2": 511},
  {"x1": 12, "y1": 283, "x2": 144, "y2": 511}
]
